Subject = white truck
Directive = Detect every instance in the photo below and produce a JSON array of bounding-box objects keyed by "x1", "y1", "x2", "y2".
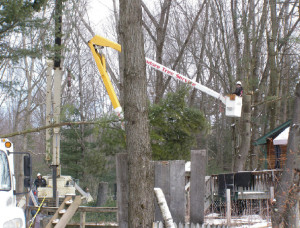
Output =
[{"x1": 0, "y1": 138, "x2": 31, "y2": 228}]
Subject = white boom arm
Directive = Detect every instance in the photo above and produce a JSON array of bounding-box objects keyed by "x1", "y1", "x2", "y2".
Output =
[{"x1": 145, "y1": 58, "x2": 226, "y2": 104}]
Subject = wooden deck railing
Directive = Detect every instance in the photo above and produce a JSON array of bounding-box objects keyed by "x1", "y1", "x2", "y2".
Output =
[
  {"x1": 206, "y1": 170, "x2": 281, "y2": 200},
  {"x1": 27, "y1": 206, "x2": 118, "y2": 227}
]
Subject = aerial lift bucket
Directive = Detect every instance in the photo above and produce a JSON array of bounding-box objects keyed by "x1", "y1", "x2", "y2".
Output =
[{"x1": 225, "y1": 95, "x2": 242, "y2": 117}]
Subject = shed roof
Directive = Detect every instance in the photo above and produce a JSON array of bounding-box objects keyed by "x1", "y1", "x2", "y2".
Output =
[{"x1": 254, "y1": 120, "x2": 291, "y2": 146}]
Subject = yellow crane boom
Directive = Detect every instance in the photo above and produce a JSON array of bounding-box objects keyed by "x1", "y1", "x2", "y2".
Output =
[{"x1": 88, "y1": 35, "x2": 122, "y2": 118}]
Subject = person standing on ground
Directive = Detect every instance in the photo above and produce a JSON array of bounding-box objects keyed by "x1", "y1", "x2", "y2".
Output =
[{"x1": 34, "y1": 173, "x2": 47, "y2": 188}]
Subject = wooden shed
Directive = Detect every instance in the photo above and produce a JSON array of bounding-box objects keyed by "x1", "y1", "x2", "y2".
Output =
[{"x1": 254, "y1": 120, "x2": 291, "y2": 169}]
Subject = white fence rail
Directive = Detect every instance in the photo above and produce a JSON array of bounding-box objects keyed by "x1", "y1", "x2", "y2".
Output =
[{"x1": 153, "y1": 222, "x2": 229, "y2": 228}]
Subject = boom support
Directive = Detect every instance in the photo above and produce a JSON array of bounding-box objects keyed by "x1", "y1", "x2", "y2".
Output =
[
  {"x1": 89, "y1": 35, "x2": 242, "y2": 118},
  {"x1": 88, "y1": 36, "x2": 122, "y2": 118}
]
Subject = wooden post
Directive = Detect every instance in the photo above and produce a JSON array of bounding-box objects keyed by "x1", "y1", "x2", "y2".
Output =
[
  {"x1": 295, "y1": 194, "x2": 299, "y2": 227},
  {"x1": 80, "y1": 212, "x2": 86, "y2": 228},
  {"x1": 96, "y1": 182, "x2": 108, "y2": 206},
  {"x1": 270, "y1": 186, "x2": 274, "y2": 202},
  {"x1": 190, "y1": 150, "x2": 206, "y2": 224},
  {"x1": 268, "y1": 186, "x2": 275, "y2": 222},
  {"x1": 267, "y1": 195, "x2": 269, "y2": 222},
  {"x1": 154, "y1": 161, "x2": 170, "y2": 222},
  {"x1": 169, "y1": 160, "x2": 185, "y2": 223},
  {"x1": 226, "y1": 189, "x2": 231, "y2": 225},
  {"x1": 154, "y1": 161, "x2": 185, "y2": 223},
  {"x1": 56, "y1": 190, "x2": 59, "y2": 207},
  {"x1": 116, "y1": 153, "x2": 128, "y2": 228}
]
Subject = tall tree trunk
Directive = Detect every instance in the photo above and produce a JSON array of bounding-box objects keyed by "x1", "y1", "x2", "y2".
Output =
[
  {"x1": 231, "y1": 0, "x2": 242, "y2": 80},
  {"x1": 152, "y1": 0, "x2": 172, "y2": 104},
  {"x1": 119, "y1": 0, "x2": 154, "y2": 227},
  {"x1": 142, "y1": 0, "x2": 172, "y2": 104},
  {"x1": 267, "y1": 0, "x2": 279, "y2": 130},
  {"x1": 280, "y1": 2, "x2": 292, "y2": 123},
  {"x1": 189, "y1": 2, "x2": 209, "y2": 107},
  {"x1": 271, "y1": 82, "x2": 300, "y2": 227},
  {"x1": 112, "y1": 0, "x2": 125, "y2": 107},
  {"x1": 250, "y1": 0, "x2": 268, "y2": 170},
  {"x1": 233, "y1": 95, "x2": 251, "y2": 171},
  {"x1": 75, "y1": 30, "x2": 85, "y2": 178}
]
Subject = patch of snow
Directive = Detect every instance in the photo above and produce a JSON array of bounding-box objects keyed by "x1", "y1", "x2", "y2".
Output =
[
  {"x1": 238, "y1": 191, "x2": 265, "y2": 195},
  {"x1": 205, "y1": 214, "x2": 272, "y2": 228},
  {"x1": 206, "y1": 213, "x2": 220, "y2": 218},
  {"x1": 185, "y1": 161, "x2": 191, "y2": 172}
]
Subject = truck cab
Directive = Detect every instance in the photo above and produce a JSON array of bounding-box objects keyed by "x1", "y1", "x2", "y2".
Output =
[{"x1": 0, "y1": 139, "x2": 26, "y2": 228}]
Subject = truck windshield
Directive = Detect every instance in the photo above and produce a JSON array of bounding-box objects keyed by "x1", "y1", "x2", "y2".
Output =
[{"x1": 0, "y1": 150, "x2": 11, "y2": 191}]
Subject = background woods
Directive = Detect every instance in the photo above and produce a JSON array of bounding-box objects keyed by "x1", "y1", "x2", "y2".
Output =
[{"x1": 0, "y1": 0, "x2": 299, "y2": 226}]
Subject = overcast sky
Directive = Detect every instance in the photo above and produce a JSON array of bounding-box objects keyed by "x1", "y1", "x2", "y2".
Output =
[{"x1": 88, "y1": 0, "x2": 114, "y2": 34}]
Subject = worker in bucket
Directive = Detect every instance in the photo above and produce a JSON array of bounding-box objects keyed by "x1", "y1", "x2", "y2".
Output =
[
  {"x1": 34, "y1": 173, "x2": 47, "y2": 188},
  {"x1": 233, "y1": 81, "x2": 243, "y2": 97}
]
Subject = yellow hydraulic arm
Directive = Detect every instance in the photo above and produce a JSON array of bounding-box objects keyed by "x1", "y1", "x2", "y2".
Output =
[{"x1": 88, "y1": 35, "x2": 122, "y2": 118}]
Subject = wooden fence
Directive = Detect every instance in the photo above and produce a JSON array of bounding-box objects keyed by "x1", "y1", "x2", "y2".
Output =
[
  {"x1": 28, "y1": 206, "x2": 118, "y2": 227},
  {"x1": 116, "y1": 150, "x2": 207, "y2": 227}
]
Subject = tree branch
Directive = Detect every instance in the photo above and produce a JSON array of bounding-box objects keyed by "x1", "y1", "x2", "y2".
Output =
[
  {"x1": 251, "y1": 95, "x2": 292, "y2": 107},
  {"x1": 142, "y1": 20, "x2": 157, "y2": 43},
  {"x1": 0, "y1": 120, "x2": 119, "y2": 138},
  {"x1": 141, "y1": 1, "x2": 159, "y2": 28},
  {"x1": 278, "y1": 17, "x2": 300, "y2": 50},
  {"x1": 162, "y1": 0, "x2": 207, "y2": 92}
]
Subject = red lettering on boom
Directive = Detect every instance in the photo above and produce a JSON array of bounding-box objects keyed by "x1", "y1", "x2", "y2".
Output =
[
  {"x1": 176, "y1": 74, "x2": 184, "y2": 81},
  {"x1": 175, "y1": 74, "x2": 196, "y2": 86},
  {"x1": 162, "y1": 67, "x2": 174, "y2": 76},
  {"x1": 146, "y1": 60, "x2": 160, "y2": 69}
]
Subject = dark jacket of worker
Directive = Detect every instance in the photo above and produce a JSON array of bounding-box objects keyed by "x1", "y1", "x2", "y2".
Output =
[
  {"x1": 233, "y1": 86, "x2": 243, "y2": 96},
  {"x1": 34, "y1": 177, "x2": 47, "y2": 188}
]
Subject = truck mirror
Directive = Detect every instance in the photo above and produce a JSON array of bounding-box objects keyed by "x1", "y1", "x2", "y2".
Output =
[
  {"x1": 24, "y1": 178, "x2": 31, "y2": 188},
  {"x1": 24, "y1": 155, "x2": 31, "y2": 177}
]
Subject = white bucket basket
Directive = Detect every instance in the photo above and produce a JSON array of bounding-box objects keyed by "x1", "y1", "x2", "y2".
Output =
[{"x1": 225, "y1": 95, "x2": 242, "y2": 117}]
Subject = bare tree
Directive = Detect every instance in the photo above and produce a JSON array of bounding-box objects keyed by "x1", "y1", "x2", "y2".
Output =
[
  {"x1": 119, "y1": 0, "x2": 154, "y2": 226},
  {"x1": 142, "y1": 0, "x2": 206, "y2": 103},
  {"x1": 271, "y1": 82, "x2": 300, "y2": 227},
  {"x1": 13, "y1": 30, "x2": 48, "y2": 192}
]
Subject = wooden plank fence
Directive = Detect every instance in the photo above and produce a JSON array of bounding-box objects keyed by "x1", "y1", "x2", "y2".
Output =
[{"x1": 153, "y1": 222, "x2": 229, "y2": 228}]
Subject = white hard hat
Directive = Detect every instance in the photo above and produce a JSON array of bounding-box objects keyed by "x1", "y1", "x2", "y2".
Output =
[
  {"x1": 37, "y1": 173, "x2": 41, "y2": 177},
  {"x1": 236, "y1": 81, "x2": 242, "y2": 86}
]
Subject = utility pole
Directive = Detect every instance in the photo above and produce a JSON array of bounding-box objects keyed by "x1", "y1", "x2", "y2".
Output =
[
  {"x1": 52, "y1": 0, "x2": 63, "y2": 201},
  {"x1": 45, "y1": 59, "x2": 53, "y2": 162}
]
